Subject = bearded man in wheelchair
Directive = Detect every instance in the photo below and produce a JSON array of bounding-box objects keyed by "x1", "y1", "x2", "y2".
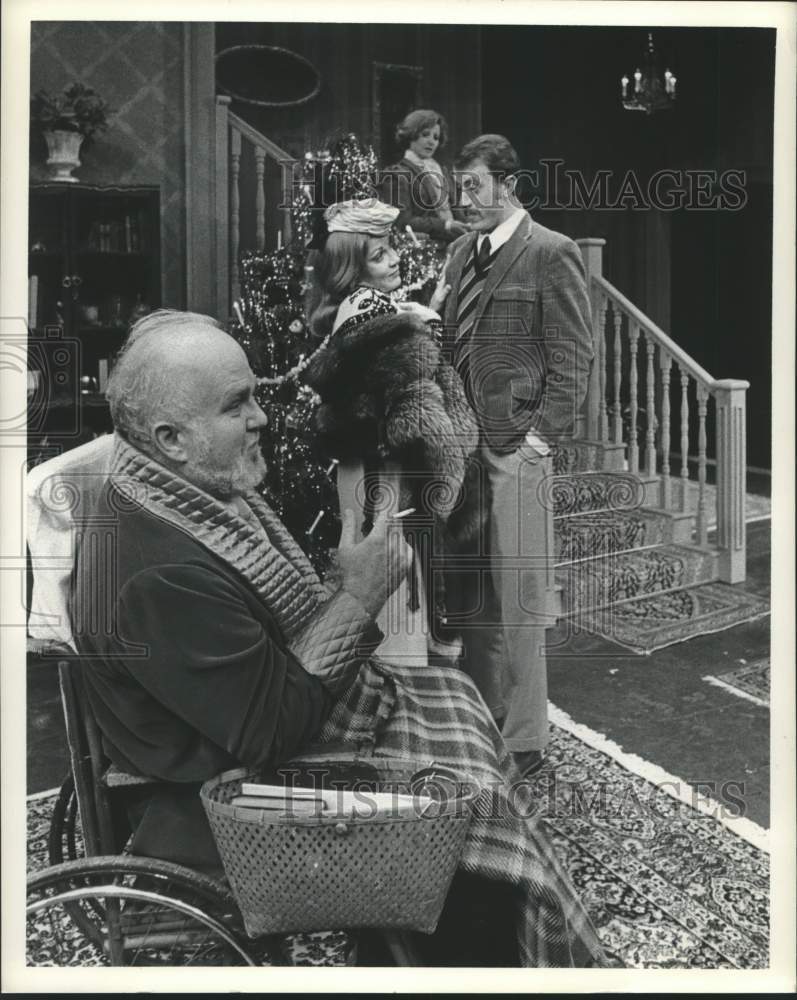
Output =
[{"x1": 27, "y1": 309, "x2": 606, "y2": 968}]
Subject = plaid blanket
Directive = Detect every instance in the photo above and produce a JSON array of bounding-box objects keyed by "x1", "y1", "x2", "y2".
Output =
[{"x1": 311, "y1": 656, "x2": 607, "y2": 968}]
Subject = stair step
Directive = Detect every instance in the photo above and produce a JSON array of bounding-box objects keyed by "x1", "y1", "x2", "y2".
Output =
[
  {"x1": 549, "y1": 471, "x2": 648, "y2": 517},
  {"x1": 551, "y1": 440, "x2": 626, "y2": 475},
  {"x1": 555, "y1": 509, "x2": 675, "y2": 562},
  {"x1": 555, "y1": 543, "x2": 719, "y2": 615}
]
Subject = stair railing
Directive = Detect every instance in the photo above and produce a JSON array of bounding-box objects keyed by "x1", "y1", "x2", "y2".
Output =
[
  {"x1": 577, "y1": 239, "x2": 749, "y2": 584},
  {"x1": 214, "y1": 96, "x2": 295, "y2": 315},
  {"x1": 208, "y1": 117, "x2": 750, "y2": 586}
]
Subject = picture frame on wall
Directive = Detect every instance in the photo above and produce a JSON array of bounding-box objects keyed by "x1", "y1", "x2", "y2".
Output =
[{"x1": 371, "y1": 61, "x2": 423, "y2": 161}]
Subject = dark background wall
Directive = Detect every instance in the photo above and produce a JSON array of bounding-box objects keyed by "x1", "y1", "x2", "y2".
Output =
[
  {"x1": 215, "y1": 22, "x2": 483, "y2": 167},
  {"x1": 481, "y1": 26, "x2": 774, "y2": 469},
  {"x1": 217, "y1": 22, "x2": 775, "y2": 469},
  {"x1": 28, "y1": 22, "x2": 774, "y2": 468}
]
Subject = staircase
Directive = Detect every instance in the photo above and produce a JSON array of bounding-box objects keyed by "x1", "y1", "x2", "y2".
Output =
[
  {"x1": 208, "y1": 107, "x2": 757, "y2": 653},
  {"x1": 544, "y1": 239, "x2": 754, "y2": 650},
  {"x1": 549, "y1": 460, "x2": 717, "y2": 645}
]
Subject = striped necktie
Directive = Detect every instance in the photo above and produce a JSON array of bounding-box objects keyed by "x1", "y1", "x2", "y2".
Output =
[{"x1": 455, "y1": 236, "x2": 496, "y2": 343}]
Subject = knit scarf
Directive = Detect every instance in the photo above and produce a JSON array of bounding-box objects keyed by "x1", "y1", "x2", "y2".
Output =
[{"x1": 110, "y1": 436, "x2": 326, "y2": 640}]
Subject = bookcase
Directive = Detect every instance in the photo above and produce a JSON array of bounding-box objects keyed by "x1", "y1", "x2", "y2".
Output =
[{"x1": 27, "y1": 184, "x2": 161, "y2": 456}]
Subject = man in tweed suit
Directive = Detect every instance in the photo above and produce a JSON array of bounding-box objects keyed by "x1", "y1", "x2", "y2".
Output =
[{"x1": 442, "y1": 134, "x2": 594, "y2": 776}]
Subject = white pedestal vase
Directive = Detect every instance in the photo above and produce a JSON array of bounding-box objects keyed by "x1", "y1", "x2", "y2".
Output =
[{"x1": 43, "y1": 129, "x2": 84, "y2": 183}]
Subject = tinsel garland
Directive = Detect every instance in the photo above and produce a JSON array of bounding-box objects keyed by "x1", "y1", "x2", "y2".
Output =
[
  {"x1": 233, "y1": 249, "x2": 338, "y2": 573},
  {"x1": 325, "y1": 133, "x2": 379, "y2": 200},
  {"x1": 291, "y1": 132, "x2": 380, "y2": 250},
  {"x1": 391, "y1": 227, "x2": 447, "y2": 303},
  {"x1": 229, "y1": 132, "x2": 448, "y2": 573}
]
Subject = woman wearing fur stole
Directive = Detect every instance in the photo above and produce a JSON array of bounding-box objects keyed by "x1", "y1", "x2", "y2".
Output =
[{"x1": 303, "y1": 198, "x2": 484, "y2": 656}]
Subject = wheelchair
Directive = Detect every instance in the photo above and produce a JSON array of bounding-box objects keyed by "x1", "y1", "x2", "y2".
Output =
[
  {"x1": 24, "y1": 443, "x2": 434, "y2": 966},
  {"x1": 27, "y1": 654, "x2": 422, "y2": 967}
]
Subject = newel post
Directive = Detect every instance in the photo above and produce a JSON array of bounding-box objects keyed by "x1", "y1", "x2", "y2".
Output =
[
  {"x1": 576, "y1": 238, "x2": 606, "y2": 441},
  {"x1": 714, "y1": 379, "x2": 749, "y2": 583}
]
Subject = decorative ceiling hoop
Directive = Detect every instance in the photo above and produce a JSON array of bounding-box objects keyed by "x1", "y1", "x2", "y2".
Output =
[{"x1": 215, "y1": 45, "x2": 322, "y2": 108}]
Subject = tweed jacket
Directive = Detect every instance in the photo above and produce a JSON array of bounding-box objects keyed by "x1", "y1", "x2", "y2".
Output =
[{"x1": 442, "y1": 214, "x2": 594, "y2": 453}]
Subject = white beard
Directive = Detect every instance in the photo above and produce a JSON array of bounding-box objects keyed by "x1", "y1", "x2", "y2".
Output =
[{"x1": 186, "y1": 438, "x2": 267, "y2": 500}]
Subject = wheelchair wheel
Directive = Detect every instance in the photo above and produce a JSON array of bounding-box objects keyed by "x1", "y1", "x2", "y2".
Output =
[
  {"x1": 27, "y1": 857, "x2": 274, "y2": 966},
  {"x1": 48, "y1": 775, "x2": 82, "y2": 865}
]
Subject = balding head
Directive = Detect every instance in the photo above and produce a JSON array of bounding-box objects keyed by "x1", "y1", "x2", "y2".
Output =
[
  {"x1": 108, "y1": 311, "x2": 237, "y2": 445},
  {"x1": 107, "y1": 310, "x2": 268, "y2": 498}
]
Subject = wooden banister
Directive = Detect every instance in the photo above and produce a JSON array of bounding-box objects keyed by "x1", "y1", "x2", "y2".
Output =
[
  {"x1": 577, "y1": 239, "x2": 750, "y2": 585},
  {"x1": 227, "y1": 111, "x2": 293, "y2": 163},
  {"x1": 216, "y1": 106, "x2": 296, "y2": 308},
  {"x1": 593, "y1": 274, "x2": 716, "y2": 389}
]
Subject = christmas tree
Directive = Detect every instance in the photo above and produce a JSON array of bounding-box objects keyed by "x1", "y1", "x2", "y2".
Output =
[
  {"x1": 232, "y1": 247, "x2": 338, "y2": 574},
  {"x1": 229, "y1": 132, "x2": 447, "y2": 575}
]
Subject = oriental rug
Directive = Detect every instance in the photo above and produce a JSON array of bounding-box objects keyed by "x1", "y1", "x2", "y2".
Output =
[
  {"x1": 24, "y1": 790, "x2": 352, "y2": 967},
  {"x1": 537, "y1": 706, "x2": 769, "y2": 969},
  {"x1": 552, "y1": 467, "x2": 771, "y2": 654},
  {"x1": 26, "y1": 712, "x2": 769, "y2": 969},
  {"x1": 703, "y1": 658, "x2": 770, "y2": 709},
  {"x1": 573, "y1": 582, "x2": 771, "y2": 655}
]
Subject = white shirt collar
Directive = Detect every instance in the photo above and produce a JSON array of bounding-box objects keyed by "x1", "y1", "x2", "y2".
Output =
[{"x1": 477, "y1": 207, "x2": 527, "y2": 253}]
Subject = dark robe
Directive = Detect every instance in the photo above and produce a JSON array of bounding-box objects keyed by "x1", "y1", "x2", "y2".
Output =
[{"x1": 71, "y1": 480, "x2": 345, "y2": 867}]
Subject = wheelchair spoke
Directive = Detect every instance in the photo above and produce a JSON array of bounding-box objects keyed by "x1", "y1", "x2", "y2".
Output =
[{"x1": 27, "y1": 859, "x2": 258, "y2": 966}]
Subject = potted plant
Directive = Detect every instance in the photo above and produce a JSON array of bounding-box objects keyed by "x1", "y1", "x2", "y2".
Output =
[{"x1": 30, "y1": 83, "x2": 111, "y2": 183}]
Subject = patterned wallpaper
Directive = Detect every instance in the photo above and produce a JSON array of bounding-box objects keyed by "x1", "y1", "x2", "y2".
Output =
[{"x1": 30, "y1": 22, "x2": 186, "y2": 307}]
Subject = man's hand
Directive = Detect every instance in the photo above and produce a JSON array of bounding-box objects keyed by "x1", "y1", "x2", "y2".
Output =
[
  {"x1": 337, "y1": 508, "x2": 413, "y2": 618},
  {"x1": 429, "y1": 256, "x2": 452, "y2": 313},
  {"x1": 445, "y1": 219, "x2": 472, "y2": 238}
]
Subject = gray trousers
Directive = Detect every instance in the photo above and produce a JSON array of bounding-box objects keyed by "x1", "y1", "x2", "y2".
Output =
[{"x1": 453, "y1": 439, "x2": 556, "y2": 752}]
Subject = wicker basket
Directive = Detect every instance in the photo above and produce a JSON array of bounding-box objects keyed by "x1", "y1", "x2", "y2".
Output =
[{"x1": 200, "y1": 755, "x2": 475, "y2": 938}]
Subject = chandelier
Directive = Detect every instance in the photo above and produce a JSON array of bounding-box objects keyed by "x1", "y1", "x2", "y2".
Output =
[{"x1": 620, "y1": 32, "x2": 676, "y2": 115}]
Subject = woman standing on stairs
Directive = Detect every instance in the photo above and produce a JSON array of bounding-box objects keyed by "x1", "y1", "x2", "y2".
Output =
[
  {"x1": 380, "y1": 108, "x2": 471, "y2": 247},
  {"x1": 304, "y1": 197, "x2": 483, "y2": 661}
]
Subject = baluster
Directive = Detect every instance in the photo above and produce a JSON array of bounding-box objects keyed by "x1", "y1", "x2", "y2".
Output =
[
  {"x1": 659, "y1": 351, "x2": 672, "y2": 508},
  {"x1": 230, "y1": 128, "x2": 241, "y2": 303},
  {"x1": 578, "y1": 238, "x2": 606, "y2": 442},
  {"x1": 597, "y1": 295, "x2": 609, "y2": 442},
  {"x1": 613, "y1": 305, "x2": 623, "y2": 444},
  {"x1": 696, "y1": 384, "x2": 709, "y2": 545},
  {"x1": 281, "y1": 159, "x2": 294, "y2": 247},
  {"x1": 254, "y1": 147, "x2": 266, "y2": 251},
  {"x1": 645, "y1": 334, "x2": 657, "y2": 479},
  {"x1": 628, "y1": 323, "x2": 640, "y2": 474},
  {"x1": 679, "y1": 367, "x2": 690, "y2": 512}
]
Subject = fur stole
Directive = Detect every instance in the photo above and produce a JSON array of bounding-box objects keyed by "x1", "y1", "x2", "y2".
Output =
[{"x1": 303, "y1": 312, "x2": 486, "y2": 545}]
